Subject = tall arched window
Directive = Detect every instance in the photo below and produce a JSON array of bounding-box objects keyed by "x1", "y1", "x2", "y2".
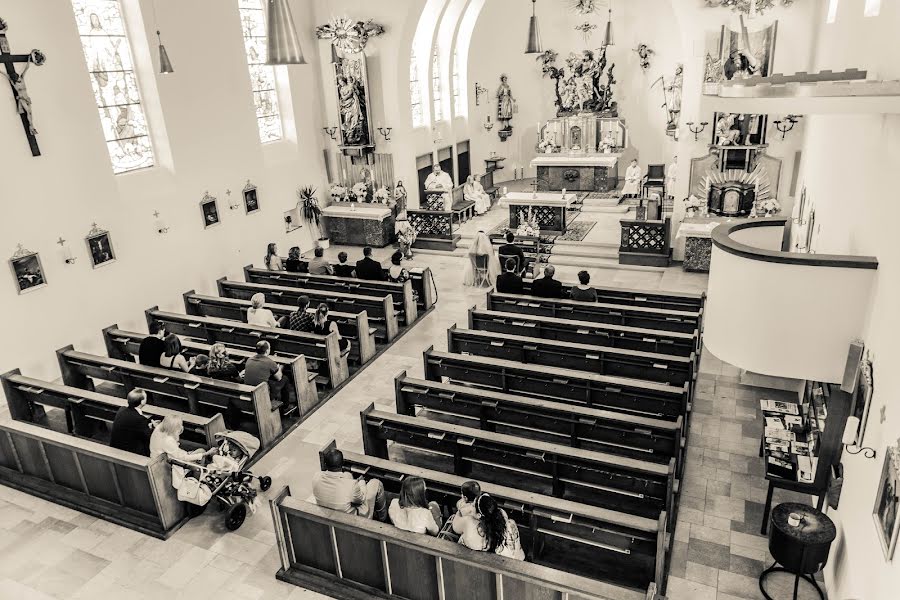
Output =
[
  {"x1": 70, "y1": 0, "x2": 154, "y2": 174},
  {"x1": 409, "y1": 50, "x2": 424, "y2": 127},
  {"x1": 432, "y1": 46, "x2": 444, "y2": 122},
  {"x1": 864, "y1": 0, "x2": 881, "y2": 16},
  {"x1": 451, "y1": 49, "x2": 461, "y2": 117},
  {"x1": 238, "y1": 0, "x2": 283, "y2": 143},
  {"x1": 826, "y1": 0, "x2": 839, "y2": 22}
]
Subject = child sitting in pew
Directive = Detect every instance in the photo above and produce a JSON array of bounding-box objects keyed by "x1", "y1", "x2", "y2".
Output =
[
  {"x1": 388, "y1": 476, "x2": 443, "y2": 536},
  {"x1": 456, "y1": 480, "x2": 481, "y2": 517}
]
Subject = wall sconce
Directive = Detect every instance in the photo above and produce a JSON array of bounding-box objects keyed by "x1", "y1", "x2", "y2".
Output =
[
  {"x1": 686, "y1": 121, "x2": 708, "y2": 141},
  {"x1": 433, "y1": 126, "x2": 443, "y2": 145},
  {"x1": 773, "y1": 114, "x2": 802, "y2": 139},
  {"x1": 377, "y1": 127, "x2": 392, "y2": 141},
  {"x1": 226, "y1": 189, "x2": 241, "y2": 211},
  {"x1": 474, "y1": 82, "x2": 488, "y2": 106},
  {"x1": 483, "y1": 115, "x2": 494, "y2": 132},
  {"x1": 842, "y1": 416, "x2": 877, "y2": 459},
  {"x1": 322, "y1": 127, "x2": 337, "y2": 141},
  {"x1": 153, "y1": 210, "x2": 169, "y2": 234},
  {"x1": 57, "y1": 237, "x2": 76, "y2": 264}
]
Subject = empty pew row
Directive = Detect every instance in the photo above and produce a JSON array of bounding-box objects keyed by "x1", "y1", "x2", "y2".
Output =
[
  {"x1": 101, "y1": 326, "x2": 319, "y2": 417},
  {"x1": 447, "y1": 325, "x2": 696, "y2": 390},
  {"x1": 145, "y1": 307, "x2": 349, "y2": 389},
  {"x1": 277, "y1": 258, "x2": 437, "y2": 311},
  {"x1": 56, "y1": 346, "x2": 283, "y2": 447},
  {"x1": 2, "y1": 370, "x2": 225, "y2": 449},
  {"x1": 487, "y1": 291, "x2": 703, "y2": 334},
  {"x1": 423, "y1": 347, "x2": 690, "y2": 422},
  {"x1": 245, "y1": 266, "x2": 418, "y2": 325},
  {"x1": 271, "y1": 488, "x2": 662, "y2": 600},
  {"x1": 320, "y1": 442, "x2": 668, "y2": 594},
  {"x1": 0, "y1": 418, "x2": 187, "y2": 539},
  {"x1": 469, "y1": 307, "x2": 700, "y2": 358},
  {"x1": 394, "y1": 372, "x2": 683, "y2": 469},
  {"x1": 218, "y1": 278, "x2": 399, "y2": 342},
  {"x1": 361, "y1": 404, "x2": 675, "y2": 523},
  {"x1": 183, "y1": 291, "x2": 376, "y2": 364},
  {"x1": 519, "y1": 280, "x2": 706, "y2": 313}
]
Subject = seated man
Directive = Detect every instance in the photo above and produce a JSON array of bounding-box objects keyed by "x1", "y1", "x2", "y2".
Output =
[
  {"x1": 307, "y1": 247, "x2": 334, "y2": 275},
  {"x1": 355, "y1": 247, "x2": 386, "y2": 281},
  {"x1": 496, "y1": 258, "x2": 524, "y2": 295},
  {"x1": 332, "y1": 251, "x2": 356, "y2": 277},
  {"x1": 498, "y1": 231, "x2": 527, "y2": 276},
  {"x1": 424, "y1": 164, "x2": 454, "y2": 210},
  {"x1": 138, "y1": 321, "x2": 166, "y2": 366},
  {"x1": 287, "y1": 295, "x2": 315, "y2": 332},
  {"x1": 313, "y1": 448, "x2": 387, "y2": 521},
  {"x1": 530, "y1": 264, "x2": 563, "y2": 298},
  {"x1": 109, "y1": 389, "x2": 155, "y2": 456},
  {"x1": 243, "y1": 341, "x2": 288, "y2": 405}
]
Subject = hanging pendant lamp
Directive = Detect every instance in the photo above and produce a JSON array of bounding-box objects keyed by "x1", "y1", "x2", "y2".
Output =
[
  {"x1": 525, "y1": 0, "x2": 542, "y2": 54},
  {"x1": 157, "y1": 31, "x2": 174, "y2": 74},
  {"x1": 603, "y1": 4, "x2": 614, "y2": 47},
  {"x1": 266, "y1": 0, "x2": 306, "y2": 65}
]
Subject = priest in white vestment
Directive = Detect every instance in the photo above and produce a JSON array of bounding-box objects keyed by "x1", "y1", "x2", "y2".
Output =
[
  {"x1": 464, "y1": 175, "x2": 491, "y2": 215},
  {"x1": 622, "y1": 159, "x2": 641, "y2": 197},
  {"x1": 425, "y1": 164, "x2": 454, "y2": 209},
  {"x1": 666, "y1": 156, "x2": 677, "y2": 199}
]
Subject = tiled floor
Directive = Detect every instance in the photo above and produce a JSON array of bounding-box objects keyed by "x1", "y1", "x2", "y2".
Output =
[{"x1": 0, "y1": 245, "x2": 824, "y2": 600}]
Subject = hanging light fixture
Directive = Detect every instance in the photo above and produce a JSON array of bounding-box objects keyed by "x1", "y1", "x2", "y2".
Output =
[
  {"x1": 603, "y1": 2, "x2": 615, "y2": 47},
  {"x1": 525, "y1": 0, "x2": 542, "y2": 54},
  {"x1": 266, "y1": 0, "x2": 306, "y2": 65},
  {"x1": 151, "y1": 1, "x2": 173, "y2": 74}
]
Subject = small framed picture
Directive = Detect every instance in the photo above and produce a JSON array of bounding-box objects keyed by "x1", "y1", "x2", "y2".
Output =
[
  {"x1": 243, "y1": 180, "x2": 260, "y2": 214},
  {"x1": 85, "y1": 224, "x2": 116, "y2": 268},
  {"x1": 873, "y1": 444, "x2": 900, "y2": 560},
  {"x1": 200, "y1": 191, "x2": 220, "y2": 229},
  {"x1": 9, "y1": 245, "x2": 47, "y2": 294}
]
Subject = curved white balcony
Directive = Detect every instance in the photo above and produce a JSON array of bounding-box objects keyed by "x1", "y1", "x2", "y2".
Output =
[{"x1": 704, "y1": 218, "x2": 878, "y2": 383}]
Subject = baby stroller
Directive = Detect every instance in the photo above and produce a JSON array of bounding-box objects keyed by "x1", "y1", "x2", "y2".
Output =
[{"x1": 170, "y1": 431, "x2": 272, "y2": 531}]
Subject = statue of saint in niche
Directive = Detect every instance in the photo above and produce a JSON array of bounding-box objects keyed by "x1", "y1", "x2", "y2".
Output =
[{"x1": 497, "y1": 75, "x2": 515, "y2": 131}]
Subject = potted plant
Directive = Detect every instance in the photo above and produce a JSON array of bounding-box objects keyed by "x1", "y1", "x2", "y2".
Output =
[{"x1": 297, "y1": 186, "x2": 329, "y2": 249}]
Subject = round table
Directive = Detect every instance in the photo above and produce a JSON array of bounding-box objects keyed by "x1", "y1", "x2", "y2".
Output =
[{"x1": 759, "y1": 502, "x2": 836, "y2": 600}]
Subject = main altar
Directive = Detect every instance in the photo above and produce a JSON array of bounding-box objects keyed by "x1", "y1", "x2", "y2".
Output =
[
  {"x1": 500, "y1": 191, "x2": 577, "y2": 235},
  {"x1": 322, "y1": 204, "x2": 394, "y2": 247}
]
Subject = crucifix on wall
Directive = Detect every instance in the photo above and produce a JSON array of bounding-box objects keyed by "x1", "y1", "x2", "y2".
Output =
[{"x1": 0, "y1": 17, "x2": 47, "y2": 157}]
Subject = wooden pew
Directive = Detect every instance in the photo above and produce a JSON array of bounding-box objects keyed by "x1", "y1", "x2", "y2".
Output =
[
  {"x1": 145, "y1": 307, "x2": 349, "y2": 389},
  {"x1": 101, "y1": 326, "x2": 319, "y2": 417},
  {"x1": 490, "y1": 234, "x2": 540, "y2": 278},
  {"x1": 394, "y1": 371, "x2": 683, "y2": 469},
  {"x1": 519, "y1": 280, "x2": 706, "y2": 313},
  {"x1": 361, "y1": 404, "x2": 675, "y2": 521},
  {"x1": 218, "y1": 277, "x2": 399, "y2": 342},
  {"x1": 271, "y1": 487, "x2": 662, "y2": 600},
  {"x1": 424, "y1": 347, "x2": 690, "y2": 422},
  {"x1": 244, "y1": 265, "x2": 418, "y2": 326},
  {"x1": 182, "y1": 291, "x2": 376, "y2": 364},
  {"x1": 56, "y1": 346, "x2": 283, "y2": 447},
  {"x1": 320, "y1": 441, "x2": 668, "y2": 593},
  {"x1": 447, "y1": 324, "x2": 696, "y2": 390},
  {"x1": 2, "y1": 370, "x2": 225, "y2": 449},
  {"x1": 0, "y1": 418, "x2": 187, "y2": 539},
  {"x1": 487, "y1": 290, "x2": 703, "y2": 334},
  {"x1": 469, "y1": 306, "x2": 700, "y2": 357}
]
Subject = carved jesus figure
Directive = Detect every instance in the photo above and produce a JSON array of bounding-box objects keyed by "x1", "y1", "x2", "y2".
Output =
[
  {"x1": 2, "y1": 62, "x2": 36, "y2": 135},
  {"x1": 338, "y1": 75, "x2": 364, "y2": 143}
]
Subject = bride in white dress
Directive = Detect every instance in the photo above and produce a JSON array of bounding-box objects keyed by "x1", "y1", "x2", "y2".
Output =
[
  {"x1": 463, "y1": 231, "x2": 502, "y2": 287},
  {"x1": 464, "y1": 175, "x2": 491, "y2": 215}
]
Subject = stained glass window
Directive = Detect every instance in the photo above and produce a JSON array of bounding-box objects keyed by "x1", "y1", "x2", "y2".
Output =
[
  {"x1": 826, "y1": 0, "x2": 839, "y2": 23},
  {"x1": 238, "y1": 0, "x2": 283, "y2": 143},
  {"x1": 451, "y1": 50, "x2": 461, "y2": 117},
  {"x1": 409, "y1": 50, "x2": 424, "y2": 127},
  {"x1": 864, "y1": 0, "x2": 880, "y2": 17},
  {"x1": 432, "y1": 46, "x2": 443, "y2": 122},
  {"x1": 70, "y1": 0, "x2": 154, "y2": 174}
]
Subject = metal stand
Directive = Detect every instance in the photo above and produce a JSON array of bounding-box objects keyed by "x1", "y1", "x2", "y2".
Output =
[{"x1": 758, "y1": 562, "x2": 825, "y2": 600}]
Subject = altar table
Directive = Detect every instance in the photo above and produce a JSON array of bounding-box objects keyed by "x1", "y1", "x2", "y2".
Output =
[
  {"x1": 530, "y1": 153, "x2": 621, "y2": 192},
  {"x1": 500, "y1": 192, "x2": 577, "y2": 235},
  {"x1": 322, "y1": 204, "x2": 394, "y2": 247}
]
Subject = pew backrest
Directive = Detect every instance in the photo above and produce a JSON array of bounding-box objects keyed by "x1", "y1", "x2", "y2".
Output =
[{"x1": 517, "y1": 280, "x2": 705, "y2": 313}]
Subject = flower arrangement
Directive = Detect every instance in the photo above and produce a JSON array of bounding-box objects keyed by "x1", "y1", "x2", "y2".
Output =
[
  {"x1": 373, "y1": 187, "x2": 390, "y2": 204},
  {"x1": 537, "y1": 138, "x2": 556, "y2": 153},
  {"x1": 760, "y1": 198, "x2": 781, "y2": 215},
  {"x1": 329, "y1": 184, "x2": 348, "y2": 201},
  {"x1": 351, "y1": 182, "x2": 368, "y2": 202},
  {"x1": 684, "y1": 195, "x2": 705, "y2": 217}
]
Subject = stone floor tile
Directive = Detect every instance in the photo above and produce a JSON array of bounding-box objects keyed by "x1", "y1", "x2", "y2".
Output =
[
  {"x1": 690, "y1": 523, "x2": 731, "y2": 546},
  {"x1": 687, "y1": 539, "x2": 732, "y2": 571},
  {"x1": 665, "y1": 576, "x2": 717, "y2": 600},
  {"x1": 685, "y1": 561, "x2": 719, "y2": 587}
]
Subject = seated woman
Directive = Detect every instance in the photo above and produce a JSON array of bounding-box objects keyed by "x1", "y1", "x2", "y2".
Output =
[
  {"x1": 265, "y1": 242, "x2": 283, "y2": 271},
  {"x1": 386, "y1": 250, "x2": 409, "y2": 283},
  {"x1": 284, "y1": 246, "x2": 305, "y2": 273},
  {"x1": 463, "y1": 175, "x2": 491, "y2": 215},
  {"x1": 463, "y1": 231, "x2": 501, "y2": 287},
  {"x1": 388, "y1": 476, "x2": 442, "y2": 535},
  {"x1": 570, "y1": 270, "x2": 598, "y2": 302},
  {"x1": 149, "y1": 415, "x2": 216, "y2": 461},
  {"x1": 160, "y1": 334, "x2": 195, "y2": 373},
  {"x1": 312, "y1": 303, "x2": 351, "y2": 353},
  {"x1": 207, "y1": 343, "x2": 242, "y2": 382},
  {"x1": 247, "y1": 293, "x2": 279, "y2": 328},
  {"x1": 395, "y1": 216, "x2": 416, "y2": 260},
  {"x1": 452, "y1": 493, "x2": 525, "y2": 560}
]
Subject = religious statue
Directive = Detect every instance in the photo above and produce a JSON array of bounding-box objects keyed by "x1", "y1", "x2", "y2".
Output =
[
  {"x1": 332, "y1": 55, "x2": 373, "y2": 148},
  {"x1": 537, "y1": 46, "x2": 616, "y2": 116},
  {"x1": 496, "y1": 75, "x2": 515, "y2": 140},
  {"x1": 2, "y1": 62, "x2": 36, "y2": 135},
  {"x1": 635, "y1": 44, "x2": 654, "y2": 71},
  {"x1": 0, "y1": 17, "x2": 47, "y2": 155},
  {"x1": 715, "y1": 114, "x2": 740, "y2": 145},
  {"x1": 666, "y1": 156, "x2": 678, "y2": 199},
  {"x1": 393, "y1": 180, "x2": 408, "y2": 215},
  {"x1": 338, "y1": 75, "x2": 364, "y2": 143}
]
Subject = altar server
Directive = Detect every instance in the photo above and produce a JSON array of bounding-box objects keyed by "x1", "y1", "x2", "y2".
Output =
[{"x1": 622, "y1": 159, "x2": 641, "y2": 197}]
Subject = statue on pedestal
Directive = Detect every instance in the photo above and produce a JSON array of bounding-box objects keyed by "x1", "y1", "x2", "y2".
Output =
[{"x1": 497, "y1": 75, "x2": 516, "y2": 140}]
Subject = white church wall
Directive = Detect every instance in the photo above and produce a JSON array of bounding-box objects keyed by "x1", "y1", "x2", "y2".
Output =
[{"x1": 0, "y1": 0, "x2": 328, "y2": 385}]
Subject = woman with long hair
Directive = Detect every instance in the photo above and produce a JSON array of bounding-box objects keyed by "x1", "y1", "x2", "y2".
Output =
[
  {"x1": 285, "y1": 246, "x2": 304, "y2": 272},
  {"x1": 265, "y1": 242, "x2": 283, "y2": 271},
  {"x1": 159, "y1": 334, "x2": 194, "y2": 373},
  {"x1": 388, "y1": 476, "x2": 442, "y2": 535},
  {"x1": 312, "y1": 303, "x2": 350, "y2": 352},
  {"x1": 207, "y1": 343, "x2": 241, "y2": 382},
  {"x1": 462, "y1": 230, "x2": 501, "y2": 287},
  {"x1": 387, "y1": 250, "x2": 409, "y2": 283},
  {"x1": 452, "y1": 493, "x2": 524, "y2": 559},
  {"x1": 149, "y1": 415, "x2": 215, "y2": 461}
]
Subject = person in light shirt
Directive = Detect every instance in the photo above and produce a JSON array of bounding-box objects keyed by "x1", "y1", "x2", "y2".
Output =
[
  {"x1": 622, "y1": 158, "x2": 642, "y2": 197},
  {"x1": 425, "y1": 164, "x2": 454, "y2": 210}
]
